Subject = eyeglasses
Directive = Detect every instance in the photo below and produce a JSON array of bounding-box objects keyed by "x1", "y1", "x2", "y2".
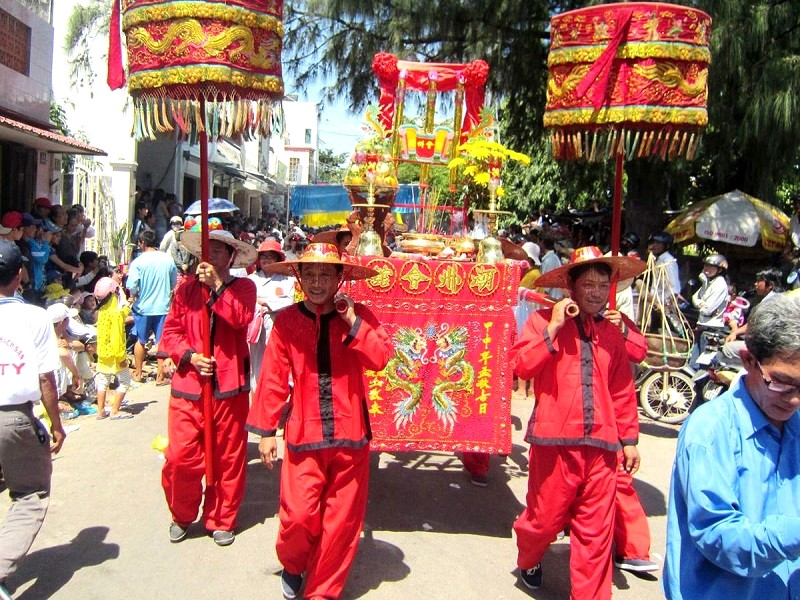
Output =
[{"x1": 756, "y1": 362, "x2": 800, "y2": 395}]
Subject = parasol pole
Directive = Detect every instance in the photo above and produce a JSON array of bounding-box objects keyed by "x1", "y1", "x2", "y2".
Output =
[
  {"x1": 608, "y1": 150, "x2": 624, "y2": 310},
  {"x1": 199, "y1": 97, "x2": 215, "y2": 485}
]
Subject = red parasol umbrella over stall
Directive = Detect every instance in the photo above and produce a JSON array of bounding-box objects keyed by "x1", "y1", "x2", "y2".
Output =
[
  {"x1": 107, "y1": 0, "x2": 285, "y2": 483},
  {"x1": 544, "y1": 2, "x2": 711, "y2": 306}
]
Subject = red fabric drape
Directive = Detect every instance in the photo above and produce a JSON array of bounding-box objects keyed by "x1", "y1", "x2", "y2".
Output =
[
  {"x1": 106, "y1": 0, "x2": 125, "y2": 90},
  {"x1": 574, "y1": 9, "x2": 634, "y2": 111}
]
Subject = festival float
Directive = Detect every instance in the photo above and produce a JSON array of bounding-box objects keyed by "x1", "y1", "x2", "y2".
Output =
[{"x1": 340, "y1": 54, "x2": 533, "y2": 454}]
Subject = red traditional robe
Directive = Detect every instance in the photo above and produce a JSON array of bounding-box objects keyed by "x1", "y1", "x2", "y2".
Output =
[
  {"x1": 247, "y1": 302, "x2": 392, "y2": 599},
  {"x1": 159, "y1": 276, "x2": 255, "y2": 532},
  {"x1": 510, "y1": 309, "x2": 639, "y2": 600}
]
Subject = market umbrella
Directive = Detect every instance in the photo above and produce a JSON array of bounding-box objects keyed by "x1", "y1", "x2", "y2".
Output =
[
  {"x1": 665, "y1": 190, "x2": 790, "y2": 251},
  {"x1": 107, "y1": 0, "x2": 284, "y2": 484},
  {"x1": 544, "y1": 2, "x2": 711, "y2": 307},
  {"x1": 184, "y1": 198, "x2": 240, "y2": 216}
]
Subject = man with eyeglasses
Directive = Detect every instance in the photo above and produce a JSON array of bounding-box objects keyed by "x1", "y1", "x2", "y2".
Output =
[{"x1": 665, "y1": 293, "x2": 800, "y2": 599}]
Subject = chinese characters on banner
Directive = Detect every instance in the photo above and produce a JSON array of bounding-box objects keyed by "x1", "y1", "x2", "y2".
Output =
[{"x1": 345, "y1": 256, "x2": 520, "y2": 454}]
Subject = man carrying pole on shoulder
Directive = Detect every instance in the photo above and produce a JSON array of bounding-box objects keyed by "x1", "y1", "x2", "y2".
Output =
[{"x1": 510, "y1": 245, "x2": 646, "y2": 599}]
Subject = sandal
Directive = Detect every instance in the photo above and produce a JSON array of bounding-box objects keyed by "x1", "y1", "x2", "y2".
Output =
[
  {"x1": 110, "y1": 412, "x2": 133, "y2": 420},
  {"x1": 96, "y1": 412, "x2": 109, "y2": 420}
]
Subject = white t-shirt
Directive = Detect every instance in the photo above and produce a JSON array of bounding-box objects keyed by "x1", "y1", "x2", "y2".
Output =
[{"x1": 0, "y1": 298, "x2": 60, "y2": 405}]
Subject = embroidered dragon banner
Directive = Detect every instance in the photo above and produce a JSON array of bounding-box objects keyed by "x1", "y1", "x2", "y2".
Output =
[{"x1": 345, "y1": 256, "x2": 519, "y2": 454}]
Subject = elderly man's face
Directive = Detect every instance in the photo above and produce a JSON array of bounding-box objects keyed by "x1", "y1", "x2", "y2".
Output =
[
  {"x1": 744, "y1": 351, "x2": 800, "y2": 428},
  {"x1": 569, "y1": 268, "x2": 612, "y2": 316}
]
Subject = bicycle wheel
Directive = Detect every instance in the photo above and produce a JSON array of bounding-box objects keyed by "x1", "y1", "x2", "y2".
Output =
[{"x1": 638, "y1": 370, "x2": 696, "y2": 424}]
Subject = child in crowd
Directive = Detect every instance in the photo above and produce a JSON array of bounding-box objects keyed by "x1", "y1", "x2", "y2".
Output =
[
  {"x1": 94, "y1": 277, "x2": 133, "y2": 420},
  {"x1": 722, "y1": 282, "x2": 750, "y2": 330}
]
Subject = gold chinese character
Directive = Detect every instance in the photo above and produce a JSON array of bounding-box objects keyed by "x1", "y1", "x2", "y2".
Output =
[
  {"x1": 369, "y1": 401, "x2": 384, "y2": 415},
  {"x1": 469, "y1": 265, "x2": 499, "y2": 295},
  {"x1": 479, "y1": 403, "x2": 488, "y2": 415},
  {"x1": 435, "y1": 264, "x2": 464, "y2": 294},
  {"x1": 400, "y1": 263, "x2": 432, "y2": 293},
  {"x1": 369, "y1": 264, "x2": 394, "y2": 289}
]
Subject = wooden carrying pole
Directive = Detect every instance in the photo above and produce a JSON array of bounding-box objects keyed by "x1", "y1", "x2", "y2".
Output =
[{"x1": 199, "y1": 98, "x2": 214, "y2": 484}]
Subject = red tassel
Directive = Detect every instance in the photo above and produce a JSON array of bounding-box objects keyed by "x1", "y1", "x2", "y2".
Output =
[{"x1": 106, "y1": 0, "x2": 125, "y2": 90}]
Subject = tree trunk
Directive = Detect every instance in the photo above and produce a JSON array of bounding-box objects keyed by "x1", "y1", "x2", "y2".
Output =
[{"x1": 624, "y1": 160, "x2": 672, "y2": 244}]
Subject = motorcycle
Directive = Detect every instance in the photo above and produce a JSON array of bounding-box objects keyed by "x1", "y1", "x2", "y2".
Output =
[
  {"x1": 692, "y1": 331, "x2": 740, "y2": 403},
  {"x1": 636, "y1": 363, "x2": 698, "y2": 425}
]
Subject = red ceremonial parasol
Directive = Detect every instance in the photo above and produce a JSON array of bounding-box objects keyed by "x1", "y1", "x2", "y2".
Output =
[
  {"x1": 107, "y1": 0, "x2": 284, "y2": 483},
  {"x1": 544, "y1": 2, "x2": 711, "y2": 307}
]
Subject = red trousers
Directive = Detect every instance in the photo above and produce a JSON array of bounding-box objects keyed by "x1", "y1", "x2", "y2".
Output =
[
  {"x1": 162, "y1": 394, "x2": 249, "y2": 531},
  {"x1": 514, "y1": 444, "x2": 616, "y2": 600},
  {"x1": 278, "y1": 445, "x2": 370, "y2": 600},
  {"x1": 614, "y1": 451, "x2": 651, "y2": 560},
  {"x1": 461, "y1": 451, "x2": 489, "y2": 477}
]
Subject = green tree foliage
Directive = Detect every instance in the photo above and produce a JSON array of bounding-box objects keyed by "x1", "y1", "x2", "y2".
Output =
[
  {"x1": 64, "y1": 0, "x2": 111, "y2": 89},
  {"x1": 694, "y1": 0, "x2": 800, "y2": 205},
  {"x1": 285, "y1": 0, "x2": 800, "y2": 220},
  {"x1": 316, "y1": 148, "x2": 348, "y2": 183}
]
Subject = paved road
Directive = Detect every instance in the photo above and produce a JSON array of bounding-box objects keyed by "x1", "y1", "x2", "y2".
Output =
[{"x1": 2, "y1": 384, "x2": 679, "y2": 599}]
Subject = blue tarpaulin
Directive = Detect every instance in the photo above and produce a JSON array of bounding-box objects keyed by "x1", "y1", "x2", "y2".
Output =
[{"x1": 290, "y1": 184, "x2": 422, "y2": 227}]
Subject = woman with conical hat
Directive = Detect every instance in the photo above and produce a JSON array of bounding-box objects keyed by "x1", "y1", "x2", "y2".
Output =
[
  {"x1": 159, "y1": 228, "x2": 257, "y2": 547},
  {"x1": 246, "y1": 243, "x2": 393, "y2": 600},
  {"x1": 246, "y1": 238, "x2": 296, "y2": 391}
]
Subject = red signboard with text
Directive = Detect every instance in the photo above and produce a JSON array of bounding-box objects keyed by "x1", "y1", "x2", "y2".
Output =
[{"x1": 345, "y1": 256, "x2": 519, "y2": 454}]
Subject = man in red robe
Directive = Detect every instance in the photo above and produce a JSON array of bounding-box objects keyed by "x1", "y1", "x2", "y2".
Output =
[
  {"x1": 159, "y1": 229, "x2": 257, "y2": 547},
  {"x1": 247, "y1": 243, "x2": 393, "y2": 600},
  {"x1": 510, "y1": 246, "x2": 646, "y2": 599}
]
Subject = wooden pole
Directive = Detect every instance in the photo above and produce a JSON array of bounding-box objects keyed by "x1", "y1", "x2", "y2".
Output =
[
  {"x1": 199, "y1": 98, "x2": 214, "y2": 485},
  {"x1": 608, "y1": 151, "x2": 624, "y2": 310}
]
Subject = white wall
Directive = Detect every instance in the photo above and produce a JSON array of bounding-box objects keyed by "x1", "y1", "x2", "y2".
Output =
[
  {"x1": 272, "y1": 99, "x2": 318, "y2": 184},
  {"x1": 0, "y1": 0, "x2": 53, "y2": 123}
]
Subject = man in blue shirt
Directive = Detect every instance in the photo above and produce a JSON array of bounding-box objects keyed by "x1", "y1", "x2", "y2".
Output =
[
  {"x1": 126, "y1": 229, "x2": 177, "y2": 384},
  {"x1": 665, "y1": 293, "x2": 800, "y2": 599}
]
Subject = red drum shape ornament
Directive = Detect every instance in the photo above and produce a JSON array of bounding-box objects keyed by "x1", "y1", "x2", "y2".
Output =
[
  {"x1": 544, "y1": 2, "x2": 711, "y2": 161},
  {"x1": 109, "y1": 0, "x2": 284, "y2": 141}
]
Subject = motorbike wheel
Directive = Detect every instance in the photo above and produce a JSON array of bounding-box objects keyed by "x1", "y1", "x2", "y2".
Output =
[{"x1": 639, "y1": 370, "x2": 697, "y2": 424}]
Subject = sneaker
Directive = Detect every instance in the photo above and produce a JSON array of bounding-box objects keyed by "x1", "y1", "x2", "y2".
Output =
[
  {"x1": 212, "y1": 530, "x2": 235, "y2": 547},
  {"x1": 614, "y1": 557, "x2": 660, "y2": 572},
  {"x1": 280, "y1": 569, "x2": 303, "y2": 599},
  {"x1": 520, "y1": 563, "x2": 542, "y2": 590},
  {"x1": 470, "y1": 474, "x2": 489, "y2": 487},
  {"x1": 169, "y1": 522, "x2": 189, "y2": 543}
]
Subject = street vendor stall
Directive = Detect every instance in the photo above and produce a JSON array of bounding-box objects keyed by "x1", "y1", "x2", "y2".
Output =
[{"x1": 344, "y1": 255, "x2": 520, "y2": 454}]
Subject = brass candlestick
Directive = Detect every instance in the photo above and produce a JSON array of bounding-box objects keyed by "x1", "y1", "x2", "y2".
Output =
[
  {"x1": 352, "y1": 173, "x2": 389, "y2": 256},
  {"x1": 474, "y1": 180, "x2": 510, "y2": 264}
]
